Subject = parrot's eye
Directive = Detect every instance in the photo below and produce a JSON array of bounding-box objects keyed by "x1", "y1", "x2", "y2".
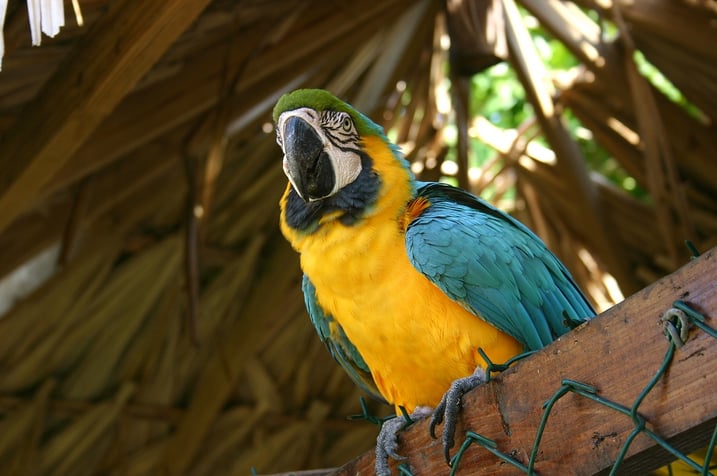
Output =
[{"x1": 341, "y1": 116, "x2": 352, "y2": 132}]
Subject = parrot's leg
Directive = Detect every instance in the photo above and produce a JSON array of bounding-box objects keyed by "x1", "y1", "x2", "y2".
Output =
[
  {"x1": 375, "y1": 406, "x2": 433, "y2": 476},
  {"x1": 429, "y1": 367, "x2": 487, "y2": 463}
]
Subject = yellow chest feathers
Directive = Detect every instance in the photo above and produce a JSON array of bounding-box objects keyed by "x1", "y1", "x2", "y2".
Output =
[{"x1": 298, "y1": 206, "x2": 521, "y2": 411}]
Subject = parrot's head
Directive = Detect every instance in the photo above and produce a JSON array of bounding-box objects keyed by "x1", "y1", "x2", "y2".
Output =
[{"x1": 274, "y1": 89, "x2": 413, "y2": 234}]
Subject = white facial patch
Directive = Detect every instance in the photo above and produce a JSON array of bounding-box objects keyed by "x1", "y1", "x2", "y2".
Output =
[{"x1": 277, "y1": 107, "x2": 363, "y2": 199}]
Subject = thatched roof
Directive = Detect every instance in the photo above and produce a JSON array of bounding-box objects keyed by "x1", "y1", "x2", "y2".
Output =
[{"x1": 0, "y1": 0, "x2": 715, "y2": 474}]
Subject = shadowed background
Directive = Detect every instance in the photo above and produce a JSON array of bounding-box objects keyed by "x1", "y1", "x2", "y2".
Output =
[{"x1": 0, "y1": 0, "x2": 715, "y2": 474}]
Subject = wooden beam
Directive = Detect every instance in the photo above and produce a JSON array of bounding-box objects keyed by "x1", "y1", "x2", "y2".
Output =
[
  {"x1": 332, "y1": 247, "x2": 717, "y2": 475},
  {"x1": 0, "y1": 0, "x2": 212, "y2": 234}
]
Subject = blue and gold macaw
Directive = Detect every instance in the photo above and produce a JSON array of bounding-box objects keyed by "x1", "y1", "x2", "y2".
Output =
[{"x1": 274, "y1": 89, "x2": 595, "y2": 475}]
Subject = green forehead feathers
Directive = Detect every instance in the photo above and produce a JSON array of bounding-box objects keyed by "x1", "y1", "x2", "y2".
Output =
[{"x1": 273, "y1": 89, "x2": 384, "y2": 137}]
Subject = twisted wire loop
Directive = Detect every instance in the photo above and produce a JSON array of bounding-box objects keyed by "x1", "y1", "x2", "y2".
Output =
[
  {"x1": 661, "y1": 307, "x2": 690, "y2": 348},
  {"x1": 448, "y1": 301, "x2": 716, "y2": 476}
]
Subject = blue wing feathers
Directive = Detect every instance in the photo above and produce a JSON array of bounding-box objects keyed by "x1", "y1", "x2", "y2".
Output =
[
  {"x1": 302, "y1": 276, "x2": 385, "y2": 402},
  {"x1": 405, "y1": 182, "x2": 594, "y2": 351}
]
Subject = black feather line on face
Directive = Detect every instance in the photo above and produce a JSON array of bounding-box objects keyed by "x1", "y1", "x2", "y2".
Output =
[{"x1": 284, "y1": 151, "x2": 380, "y2": 232}]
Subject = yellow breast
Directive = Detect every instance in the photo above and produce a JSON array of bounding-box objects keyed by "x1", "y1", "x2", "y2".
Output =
[{"x1": 281, "y1": 136, "x2": 523, "y2": 413}]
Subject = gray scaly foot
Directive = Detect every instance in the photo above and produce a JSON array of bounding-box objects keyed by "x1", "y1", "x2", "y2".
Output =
[
  {"x1": 429, "y1": 368, "x2": 486, "y2": 463},
  {"x1": 375, "y1": 406, "x2": 433, "y2": 476}
]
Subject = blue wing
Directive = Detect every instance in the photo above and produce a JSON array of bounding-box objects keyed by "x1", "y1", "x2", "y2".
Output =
[
  {"x1": 302, "y1": 275, "x2": 385, "y2": 402},
  {"x1": 405, "y1": 182, "x2": 595, "y2": 350}
]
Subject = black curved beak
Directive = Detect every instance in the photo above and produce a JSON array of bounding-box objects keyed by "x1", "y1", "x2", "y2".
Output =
[{"x1": 283, "y1": 116, "x2": 335, "y2": 201}]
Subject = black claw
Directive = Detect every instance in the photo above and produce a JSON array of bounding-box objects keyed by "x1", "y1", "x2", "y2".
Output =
[{"x1": 429, "y1": 396, "x2": 447, "y2": 439}]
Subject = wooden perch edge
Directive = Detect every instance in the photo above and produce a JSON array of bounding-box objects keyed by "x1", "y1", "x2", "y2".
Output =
[{"x1": 333, "y1": 247, "x2": 717, "y2": 475}]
